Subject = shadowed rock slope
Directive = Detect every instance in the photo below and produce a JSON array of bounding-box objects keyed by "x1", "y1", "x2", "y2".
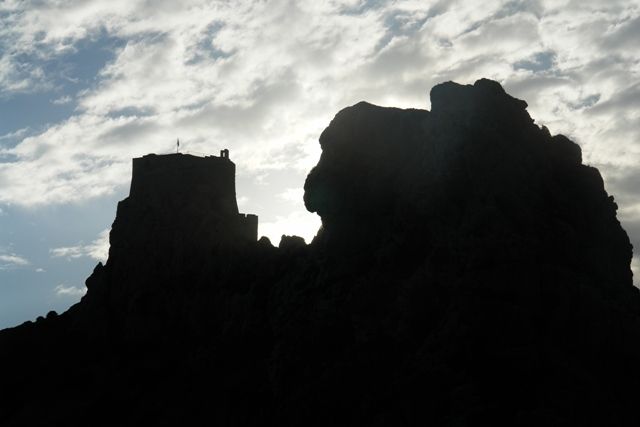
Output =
[{"x1": 1, "y1": 78, "x2": 639, "y2": 426}]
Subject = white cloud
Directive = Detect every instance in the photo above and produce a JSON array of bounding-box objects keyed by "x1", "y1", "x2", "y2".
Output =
[
  {"x1": 278, "y1": 188, "x2": 304, "y2": 203},
  {"x1": 54, "y1": 284, "x2": 87, "y2": 297},
  {"x1": 0, "y1": 253, "x2": 30, "y2": 269},
  {"x1": 50, "y1": 229, "x2": 110, "y2": 263},
  {"x1": 50, "y1": 246, "x2": 84, "y2": 259},
  {"x1": 237, "y1": 196, "x2": 249, "y2": 207},
  {"x1": 85, "y1": 229, "x2": 110, "y2": 262},
  {"x1": 0, "y1": 51, "x2": 49, "y2": 95},
  {"x1": 51, "y1": 95, "x2": 72, "y2": 105},
  {"x1": 259, "y1": 210, "x2": 321, "y2": 245}
]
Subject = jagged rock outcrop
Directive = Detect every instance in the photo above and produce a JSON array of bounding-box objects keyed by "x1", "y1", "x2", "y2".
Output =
[{"x1": 1, "y1": 79, "x2": 639, "y2": 427}]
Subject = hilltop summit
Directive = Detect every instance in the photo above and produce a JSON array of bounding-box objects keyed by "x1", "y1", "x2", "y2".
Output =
[{"x1": 1, "y1": 79, "x2": 638, "y2": 426}]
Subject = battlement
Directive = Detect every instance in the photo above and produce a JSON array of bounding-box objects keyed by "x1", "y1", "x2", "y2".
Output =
[{"x1": 128, "y1": 151, "x2": 257, "y2": 242}]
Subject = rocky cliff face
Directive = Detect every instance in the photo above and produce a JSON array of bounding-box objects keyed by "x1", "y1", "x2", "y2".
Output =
[{"x1": 1, "y1": 79, "x2": 639, "y2": 427}]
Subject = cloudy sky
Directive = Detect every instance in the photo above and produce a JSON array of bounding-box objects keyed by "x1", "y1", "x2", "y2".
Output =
[{"x1": 0, "y1": 0, "x2": 638, "y2": 328}]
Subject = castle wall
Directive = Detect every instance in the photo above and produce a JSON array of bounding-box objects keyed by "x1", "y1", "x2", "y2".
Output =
[
  {"x1": 238, "y1": 214, "x2": 258, "y2": 242},
  {"x1": 127, "y1": 153, "x2": 258, "y2": 242},
  {"x1": 130, "y1": 153, "x2": 239, "y2": 216}
]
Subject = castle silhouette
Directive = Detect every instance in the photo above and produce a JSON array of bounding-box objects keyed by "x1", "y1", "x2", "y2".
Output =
[{"x1": 128, "y1": 149, "x2": 257, "y2": 242}]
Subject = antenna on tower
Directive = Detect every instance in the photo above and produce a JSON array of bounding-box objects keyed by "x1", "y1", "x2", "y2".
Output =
[{"x1": 176, "y1": 138, "x2": 180, "y2": 153}]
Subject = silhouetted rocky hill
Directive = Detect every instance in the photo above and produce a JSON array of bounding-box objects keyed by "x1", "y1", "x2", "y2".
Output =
[{"x1": 1, "y1": 79, "x2": 638, "y2": 426}]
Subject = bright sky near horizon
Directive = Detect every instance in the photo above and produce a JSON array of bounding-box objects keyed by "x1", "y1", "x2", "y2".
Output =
[{"x1": 0, "y1": 0, "x2": 638, "y2": 328}]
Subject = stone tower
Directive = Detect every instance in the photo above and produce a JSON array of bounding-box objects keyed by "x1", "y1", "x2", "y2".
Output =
[{"x1": 127, "y1": 151, "x2": 257, "y2": 243}]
